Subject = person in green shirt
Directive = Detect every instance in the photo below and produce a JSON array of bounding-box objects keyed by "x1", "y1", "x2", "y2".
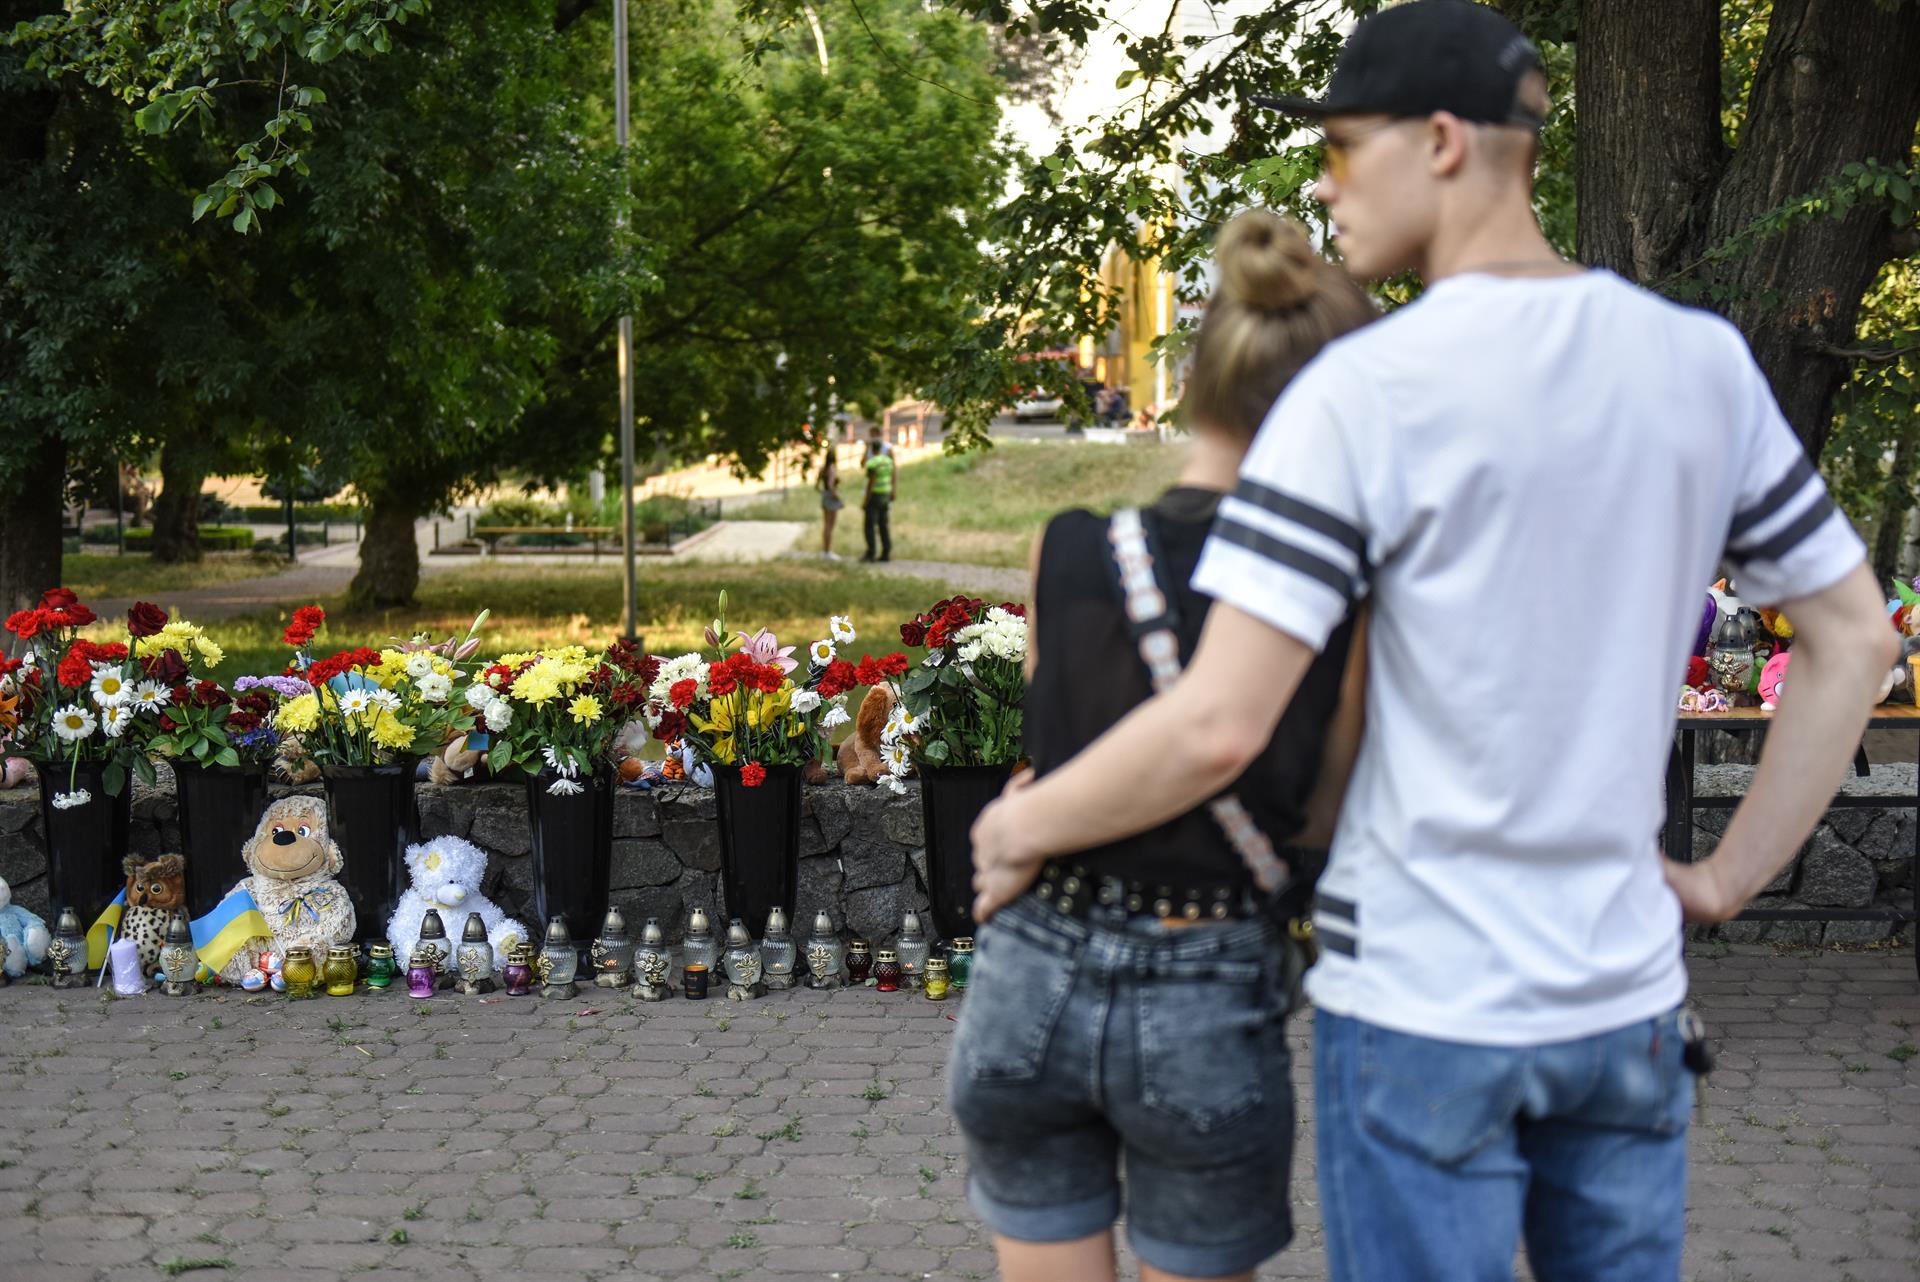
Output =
[{"x1": 861, "y1": 426, "x2": 895, "y2": 562}]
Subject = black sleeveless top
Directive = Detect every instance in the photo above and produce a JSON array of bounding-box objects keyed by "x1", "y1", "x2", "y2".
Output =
[{"x1": 1026, "y1": 486, "x2": 1356, "y2": 887}]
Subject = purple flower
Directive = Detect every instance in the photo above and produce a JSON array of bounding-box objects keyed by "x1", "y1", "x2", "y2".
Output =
[{"x1": 234, "y1": 674, "x2": 311, "y2": 698}]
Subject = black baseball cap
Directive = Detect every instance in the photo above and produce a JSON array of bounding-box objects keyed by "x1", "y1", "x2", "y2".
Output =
[{"x1": 1254, "y1": 0, "x2": 1545, "y2": 128}]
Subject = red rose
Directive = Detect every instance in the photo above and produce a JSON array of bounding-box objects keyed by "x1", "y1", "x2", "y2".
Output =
[
  {"x1": 55, "y1": 651, "x2": 92, "y2": 689},
  {"x1": 879, "y1": 653, "x2": 909, "y2": 677},
  {"x1": 158, "y1": 713, "x2": 178, "y2": 734},
  {"x1": 4, "y1": 609, "x2": 44, "y2": 640},
  {"x1": 1685, "y1": 656, "x2": 1710, "y2": 690},
  {"x1": 126, "y1": 601, "x2": 169, "y2": 638},
  {"x1": 38, "y1": 588, "x2": 79, "y2": 611},
  {"x1": 740, "y1": 762, "x2": 767, "y2": 788},
  {"x1": 899, "y1": 621, "x2": 928, "y2": 647},
  {"x1": 44, "y1": 604, "x2": 96, "y2": 629},
  {"x1": 669, "y1": 679, "x2": 698, "y2": 709},
  {"x1": 143, "y1": 649, "x2": 189, "y2": 686},
  {"x1": 999, "y1": 602, "x2": 1027, "y2": 619}
]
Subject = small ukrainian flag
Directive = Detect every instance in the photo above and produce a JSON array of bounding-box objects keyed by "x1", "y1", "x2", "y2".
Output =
[
  {"x1": 86, "y1": 891, "x2": 127, "y2": 970},
  {"x1": 191, "y1": 884, "x2": 273, "y2": 978}
]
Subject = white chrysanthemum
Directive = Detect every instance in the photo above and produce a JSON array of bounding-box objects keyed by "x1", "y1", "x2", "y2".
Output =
[
  {"x1": 789, "y1": 689, "x2": 821, "y2": 715},
  {"x1": 101, "y1": 705, "x2": 133, "y2": 739},
  {"x1": 52, "y1": 704, "x2": 97, "y2": 742},
  {"x1": 338, "y1": 689, "x2": 374, "y2": 717},
  {"x1": 484, "y1": 700, "x2": 513, "y2": 733},
  {"x1": 89, "y1": 665, "x2": 130, "y2": 708},
  {"x1": 541, "y1": 745, "x2": 578, "y2": 778},
  {"x1": 132, "y1": 680, "x2": 171, "y2": 711},
  {"x1": 405, "y1": 653, "x2": 436, "y2": 679},
  {"x1": 648, "y1": 653, "x2": 710, "y2": 705},
  {"x1": 820, "y1": 704, "x2": 851, "y2": 732},
  {"x1": 808, "y1": 639, "x2": 835, "y2": 666},
  {"x1": 829, "y1": 615, "x2": 855, "y2": 645},
  {"x1": 416, "y1": 673, "x2": 453, "y2": 704},
  {"x1": 546, "y1": 777, "x2": 585, "y2": 797},
  {"x1": 51, "y1": 788, "x2": 92, "y2": 810},
  {"x1": 464, "y1": 683, "x2": 495, "y2": 711},
  {"x1": 957, "y1": 641, "x2": 982, "y2": 663}
]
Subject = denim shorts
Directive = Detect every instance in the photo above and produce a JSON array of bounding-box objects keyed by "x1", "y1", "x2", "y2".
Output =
[{"x1": 947, "y1": 893, "x2": 1299, "y2": 1278}]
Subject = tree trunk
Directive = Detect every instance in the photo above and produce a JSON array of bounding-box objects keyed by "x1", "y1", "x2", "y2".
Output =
[
  {"x1": 149, "y1": 440, "x2": 207, "y2": 564},
  {"x1": 0, "y1": 435, "x2": 66, "y2": 614},
  {"x1": 1577, "y1": 0, "x2": 1920, "y2": 459},
  {"x1": 1872, "y1": 431, "x2": 1917, "y2": 584},
  {"x1": 349, "y1": 500, "x2": 422, "y2": 609}
]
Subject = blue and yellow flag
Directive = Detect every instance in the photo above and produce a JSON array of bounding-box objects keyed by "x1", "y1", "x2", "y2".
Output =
[
  {"x1": 86, "y1": 891, "x2": 127, "y2": 970},
  {"x1": 191, "y1": 884, "x2": 272, "y2": 977}
]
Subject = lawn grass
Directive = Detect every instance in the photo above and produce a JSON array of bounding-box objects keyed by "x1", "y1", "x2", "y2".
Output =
[
  {"x1": 63, "y1": 552, "x2": 286, "y2": 600},
  {"x1": 739, "y1": 439, "x2": 1183, "y2": 566},
  {"x1": 168, "y1": 560, "x2": 958, "y2": 674}
]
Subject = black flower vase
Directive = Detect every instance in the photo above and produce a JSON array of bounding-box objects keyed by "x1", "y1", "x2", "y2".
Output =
[
  {"x1": 321, "y1": 763, "x2": 417, "y2": 943},
  {"x1": 35, "y1": 758, "x2": 132, "y2": 926},
  {"x1": 526, "y1": 764, "x2": 613, "y2": 947},
  {"x1": 170, "y1": 761, "x2": 270, "y2": 920},
  {"x1": 919, "y1": 764, "x2": 1013, "y2": 940},
  {"x1": 713, "y1": 763, "x2": 801, "y2": 934}
]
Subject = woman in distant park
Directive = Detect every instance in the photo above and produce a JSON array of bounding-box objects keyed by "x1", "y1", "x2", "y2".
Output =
[
  {"x1": 816, "y1": 438, "x2": 844, "y2": 560},
  {"x1": 945, "y1": 209, "x2": 1376, "y2": 1282}
]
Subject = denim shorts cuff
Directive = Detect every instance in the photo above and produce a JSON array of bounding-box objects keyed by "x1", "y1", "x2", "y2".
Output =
[
  {"x1": 1127, "y1": 1215, "x2": 1293, "y2": 1279},
  {"x1": 967, "y1": 1176, "x2": 1119, "y2": 1244}
]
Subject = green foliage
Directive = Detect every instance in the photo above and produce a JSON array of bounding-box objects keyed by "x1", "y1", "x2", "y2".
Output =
[
  {"x1": 1822, "y1": 257, "x2": 1920, "y2": 531},
  {"x1": 117, "y1": 527, "x2": 256, "y2": 552}
]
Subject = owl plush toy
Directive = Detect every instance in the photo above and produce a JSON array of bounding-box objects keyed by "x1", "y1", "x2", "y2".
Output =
[{"x1": 120, "y1": 854, "x2": 186, "y2": 976}]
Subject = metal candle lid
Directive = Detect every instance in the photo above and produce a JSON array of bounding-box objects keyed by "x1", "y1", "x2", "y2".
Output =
[
  {"x1": 418, "y1": 909, "x2": 447, "y2": 940},
  {"x1": 543, "y1": 915, "x2": 572, "y2": 946},
  {"x1": 725, "y1": 918, "x2": 752, "y2": 947},
  {"x1": 687, "y1": 906, "x2": 712, "y2": 936},
  {"x1": 598, "y1": 906, "x2": 629, "y2": 940},
  {"x1": 810, "y1": 910, "x2": 834, "y2": 936},
  {"x1": 876, "y1": 949, "x2": 898, "y2": 962},
  {"x1": 765, "y1": 906, "x2": 790, "y2": 938},
  {"x1": 462, "y1": 912, "x2": 490, "y2": 942},
  {"x1": 640, "y1": 917, "x2": 666, "y2": 947},
  {"x1": 164, "y1": 911, "x2": 192, "y2": 945}
]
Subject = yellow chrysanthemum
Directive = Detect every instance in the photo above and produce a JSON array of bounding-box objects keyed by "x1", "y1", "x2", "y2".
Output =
[
  {"x1": 134, "y1": 619, "x2": 203, "y2": 660},
  {"x1": 369, "y1": 710, "x2": 416, "y2": 751},
  {"x1": 568, "y1": 694, "x2": 603, "y2": 725},
  {"x1": 193, "y1": 636, "x2": 223, "y2": 668},
  {"x1": 276, "y1": 693, "x2": 320, "y2": 733},
  {"x1": 511, "y1": 662, "x2": 562, "y2": 705}
]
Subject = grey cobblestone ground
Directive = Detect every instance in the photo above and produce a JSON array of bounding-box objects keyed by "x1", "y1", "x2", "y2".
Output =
[{"x1": 0, "y1": 944, "x2": 1913, "y2": 1282}]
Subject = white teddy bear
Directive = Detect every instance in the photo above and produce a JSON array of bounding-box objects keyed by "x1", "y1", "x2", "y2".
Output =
[{"x1": 387, "y1": 835, "x2": 527, "y2": 969}]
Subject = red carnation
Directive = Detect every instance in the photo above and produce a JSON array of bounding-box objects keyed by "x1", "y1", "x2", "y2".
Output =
[
  {"x1": 195, "y1": 680, "x2": 231, "y2": 709},
  {"x1": 817, "y1": 658, "x2": 858, "y2": 699},
  {"x1": 4, "y1": 609, "x2": 45, "y2": 640},
  {"x1": 854, "y1": 655, "x2": 883, "y2": 687},
  {"x1": 92, "y1": 641, "x2": 128, "y2": 662},
  {"x1": 282, "y1": 605, "x2": 326, "y2": 648},
  {"x1": 170, "y1": 684, "x2": 191, "y2": 706},
  {"x1": 158, "y1": 713, "x2": 178, "y2": 734},
  {"x1": 44, "y1": 604, "x2": 96, "y2": 629},
  {"x1": 669, "y1": 679, "x2": 698, "y2": 709},
  {"x1": 55, "y1": 651, "x2": 92, "y2": 689},
  {"x1": 227, "y1": 711, "x2": 262, "y2": 734},
  {"x1": 708, "y1": 666, "x2": 738, "y2": 696},
  {"x1": 740, "y1": 762, "x2": 767, "y2": 788},
  {"x1": 0, "y1": 656, "x2": 21, "y2": 679},
  {"x1": 1685, "y1": 656, "x2": 1710, "y2": 690},
  {"x1": 126, "y1": 601, "x2": 169, "y2": 638},
  {"x1": 879, "y1": 652, "x2": 909, "y2": 677}
]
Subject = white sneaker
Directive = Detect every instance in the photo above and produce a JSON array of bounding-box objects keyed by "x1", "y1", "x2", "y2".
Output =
[{"x1": 822, "y1": 551, "x2": 842, "y2": 561}]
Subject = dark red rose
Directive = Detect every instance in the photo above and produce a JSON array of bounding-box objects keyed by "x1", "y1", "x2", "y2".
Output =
[
  {"x1": 158, "y1": 713, "x2": 178, "y2": 734},
  {"x1": 38, "y1": 588, "x2": 79, "y2": 612},
  {"x1": 899, "y1": 621, "x2": 928, "y2": 647},
  {"x1": 143, "y1": 649, "x2": 189, "y2": 686},
  {"x1": 653, "y1": 710, "x2": 687, "y2": 743},
  {"x1": 126, "y1": 602, "x2": 169, "y2": 638}
]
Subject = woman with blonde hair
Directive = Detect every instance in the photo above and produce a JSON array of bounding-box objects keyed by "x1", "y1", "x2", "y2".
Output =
[{"x1": 947, "y1": 210, "x2": 1376, "y2": 1282}]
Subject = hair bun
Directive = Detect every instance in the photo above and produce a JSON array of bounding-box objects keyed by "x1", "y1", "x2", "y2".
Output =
[{"x1": 1216, "y1": 209, "x2": 1319, "y2": 311}]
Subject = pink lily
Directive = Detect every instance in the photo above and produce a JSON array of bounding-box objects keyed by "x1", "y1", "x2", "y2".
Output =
[{"x1": 736, "y1": 628, "x2": 798, "y2": 675}]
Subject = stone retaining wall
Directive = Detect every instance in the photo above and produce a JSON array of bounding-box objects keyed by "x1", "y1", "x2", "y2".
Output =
[{"x1": 0, "y1": 776, "x2": 930, "y2": 943}]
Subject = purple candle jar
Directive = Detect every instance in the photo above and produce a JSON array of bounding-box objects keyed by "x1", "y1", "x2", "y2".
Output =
[{"x1": 502, "y1": 943, "x2": 534, "y2": 996}]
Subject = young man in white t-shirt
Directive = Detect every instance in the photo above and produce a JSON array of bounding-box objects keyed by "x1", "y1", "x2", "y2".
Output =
[{"x1": 968, "y1": 2, "x2": 1897, "y2": 1278}]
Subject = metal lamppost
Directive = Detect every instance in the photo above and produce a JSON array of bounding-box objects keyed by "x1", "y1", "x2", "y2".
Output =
[{"x1": 614, "y1": 0, "x2": 638, "y2": 642}]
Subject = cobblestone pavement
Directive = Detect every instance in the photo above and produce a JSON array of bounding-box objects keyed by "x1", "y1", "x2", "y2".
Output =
[{"x1": 0, "y1": 945, "x2": 1914, "y2": 1282}]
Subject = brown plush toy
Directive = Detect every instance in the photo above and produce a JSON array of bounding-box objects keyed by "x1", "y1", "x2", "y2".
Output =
[
  {"x1": 121, "y1": 854, "x2": 186, "y2": 976},
  {"x1": 835, "y1": 684, "x2": 897, "y2": 786},
  {"x1": 428, "y1": 730, "x2": 487, "y2": 786}
]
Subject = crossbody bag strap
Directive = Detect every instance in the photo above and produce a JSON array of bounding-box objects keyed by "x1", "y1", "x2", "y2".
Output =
[{"x1": 1107, "y1": 508, "x2": 1293, "y2": 896}]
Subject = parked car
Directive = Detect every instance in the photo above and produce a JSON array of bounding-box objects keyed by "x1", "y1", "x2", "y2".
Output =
[{"x1": 1010, "y1": 392, "x2": 1065, "y2": 422}]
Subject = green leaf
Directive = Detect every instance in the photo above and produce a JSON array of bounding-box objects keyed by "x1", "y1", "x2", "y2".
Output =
[
  {"x1": 134, "y1": 756, "x2": 157, "y2": 787},
  {"x1": 921, "y1": 739, "x2": 950, "y2": 764},
  {"x1": 103, "y1": 761, "x2": 127, "y2": 797},
  {"x1": 489, "y1": 737, "x2": 513, "y2": 772},
  {"x1": 191, "y1": 193, "x2": 213, "y2": 222},
  {"x1": 233, "y1": 206, "x2": 256, "y2": 234},
  {"x1": 133, "y1": 102, "x2": 169, "y2": 134},
  {"x1": 214, "y1": 748, "x2": 241, "y2": 768}
]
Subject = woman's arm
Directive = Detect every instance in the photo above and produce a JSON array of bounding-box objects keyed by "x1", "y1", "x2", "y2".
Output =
[
  {"x1": 1293, "y1": 609, "x2": 1368, "y2": 850},
  {"x1": 1023, "y1": 532, "x2": 1042, "y2": 683}
]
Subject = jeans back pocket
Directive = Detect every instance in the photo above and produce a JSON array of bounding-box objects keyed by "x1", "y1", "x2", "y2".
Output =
[
  {"x1": 954, "y1": 923, "x2": 1078, "y2": 1083},
  {"x1": 1135, "y1": 962, "x2": 1281, "y2": 1134},
  {"x1": 1357, "y1": 1022, "x2": 1527, "y2": 1167}
]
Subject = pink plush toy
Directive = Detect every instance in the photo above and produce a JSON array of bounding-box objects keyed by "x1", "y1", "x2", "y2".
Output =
[
  {"x1": 1757, "y1": 651, "x2": 1790, "y2": 711},
  {"x1": 2, "y1": 758, "x2": 34, "y2": 789}
]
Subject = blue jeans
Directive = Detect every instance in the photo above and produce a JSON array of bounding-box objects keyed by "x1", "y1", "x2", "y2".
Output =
[{"x1": 1314, "y1": 1008, "x2": 1693, "y2": 1282}]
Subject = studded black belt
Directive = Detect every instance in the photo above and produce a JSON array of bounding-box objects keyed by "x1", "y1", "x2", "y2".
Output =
[{"x1": 1032, "y1": 860, "x2": 1261, "y2": 922}]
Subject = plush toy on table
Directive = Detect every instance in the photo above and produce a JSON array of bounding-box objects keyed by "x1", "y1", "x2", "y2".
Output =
[
  {"x1": 118, "y1": 854, "x2": 186, "y2": 977},
  {"x1": 0, "y1": 875, "x2": 51, "y2": 979},
  {"x1": 215, "y1": 797, "x2": 356, "y2": 984},
  {"x1": 835, "y1": 685, "x2": 898, "y2": 786},
  {"x1": 1757, "y1": 651, "x2": 1791, "y2": 711},
  {"x1": 386, "y1": 835, "x2": 527, "y2": 970}
]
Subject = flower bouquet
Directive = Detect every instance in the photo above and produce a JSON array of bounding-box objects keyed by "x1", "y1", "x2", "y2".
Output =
[
  {"x1": 128, "y1": 605, "x2": 287, "y2": 770},
  {"x1": 470, "y1": 639, "x2": 660, "y2": 795},
  {"x1": 2, "y1": 590, "x2": 166, "y2": 802},
  {"x1": 270, "y1": 608, "x2": 487, "y2": 767},
  {"x1": 880, "y1": 595, "x2": 1028, "y2": 780}
]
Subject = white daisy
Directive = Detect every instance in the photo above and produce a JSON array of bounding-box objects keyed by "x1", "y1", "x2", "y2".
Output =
[
  {"x1": 808, "y1": 639, "x2": 835, "y2": 666},
  {"x1": 405, "y1": 653, "x2": 435, "y2": 679},
  {"x1": 880, "y1": 774, "x2": 907, "y2": 796},
  {"x1": 541, "y1": 745, "x2": 579, "y2": 778},
  {"x1": 463, "y1": 683, "x2": 495, "y2": 711},
  {"x1": 484, "y1": 700, "x2": 513, "y2": 733},
  {"x1": 101, "y1": 705, "x2": 133, "y2": 739},
  {"x1": 416, "y1": 673, "x2": 453, "y2": 704},
  {"x1": 370, "y1": 688, "x2": 402, "y2": 712},
  {"x1": 52, "y1": 704, "x2": 97, "y2": 742},
  {"x1": 131, "y1": 680, "x2": 171, "y2": 711},
  {"x1": 882, "y1": 741, "x2": 910, "y2": 772},
  {"x1": 546, "y1": 777, "x2": 585, "y2": 797},
  {"x1": 89, "y1": 666, "x2": 130, "y2": 707},
  {"x1": 829, "y1": 615, "x2": 856, "y2": 645},
  {"x1": 337, "y1": 689, "x2": 374, "y2": 717},
  {"x1": 789, "y1": 689, "x2": 821, "y2": 715},
  {"x1": 51, "y1": 788, "x2": 92, "y2": 810}
]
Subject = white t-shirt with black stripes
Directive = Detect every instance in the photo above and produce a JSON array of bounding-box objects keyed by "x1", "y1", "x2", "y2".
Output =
[{"x1": 1192, "y1": 269, "x2": 1864, "y2": 1045}]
